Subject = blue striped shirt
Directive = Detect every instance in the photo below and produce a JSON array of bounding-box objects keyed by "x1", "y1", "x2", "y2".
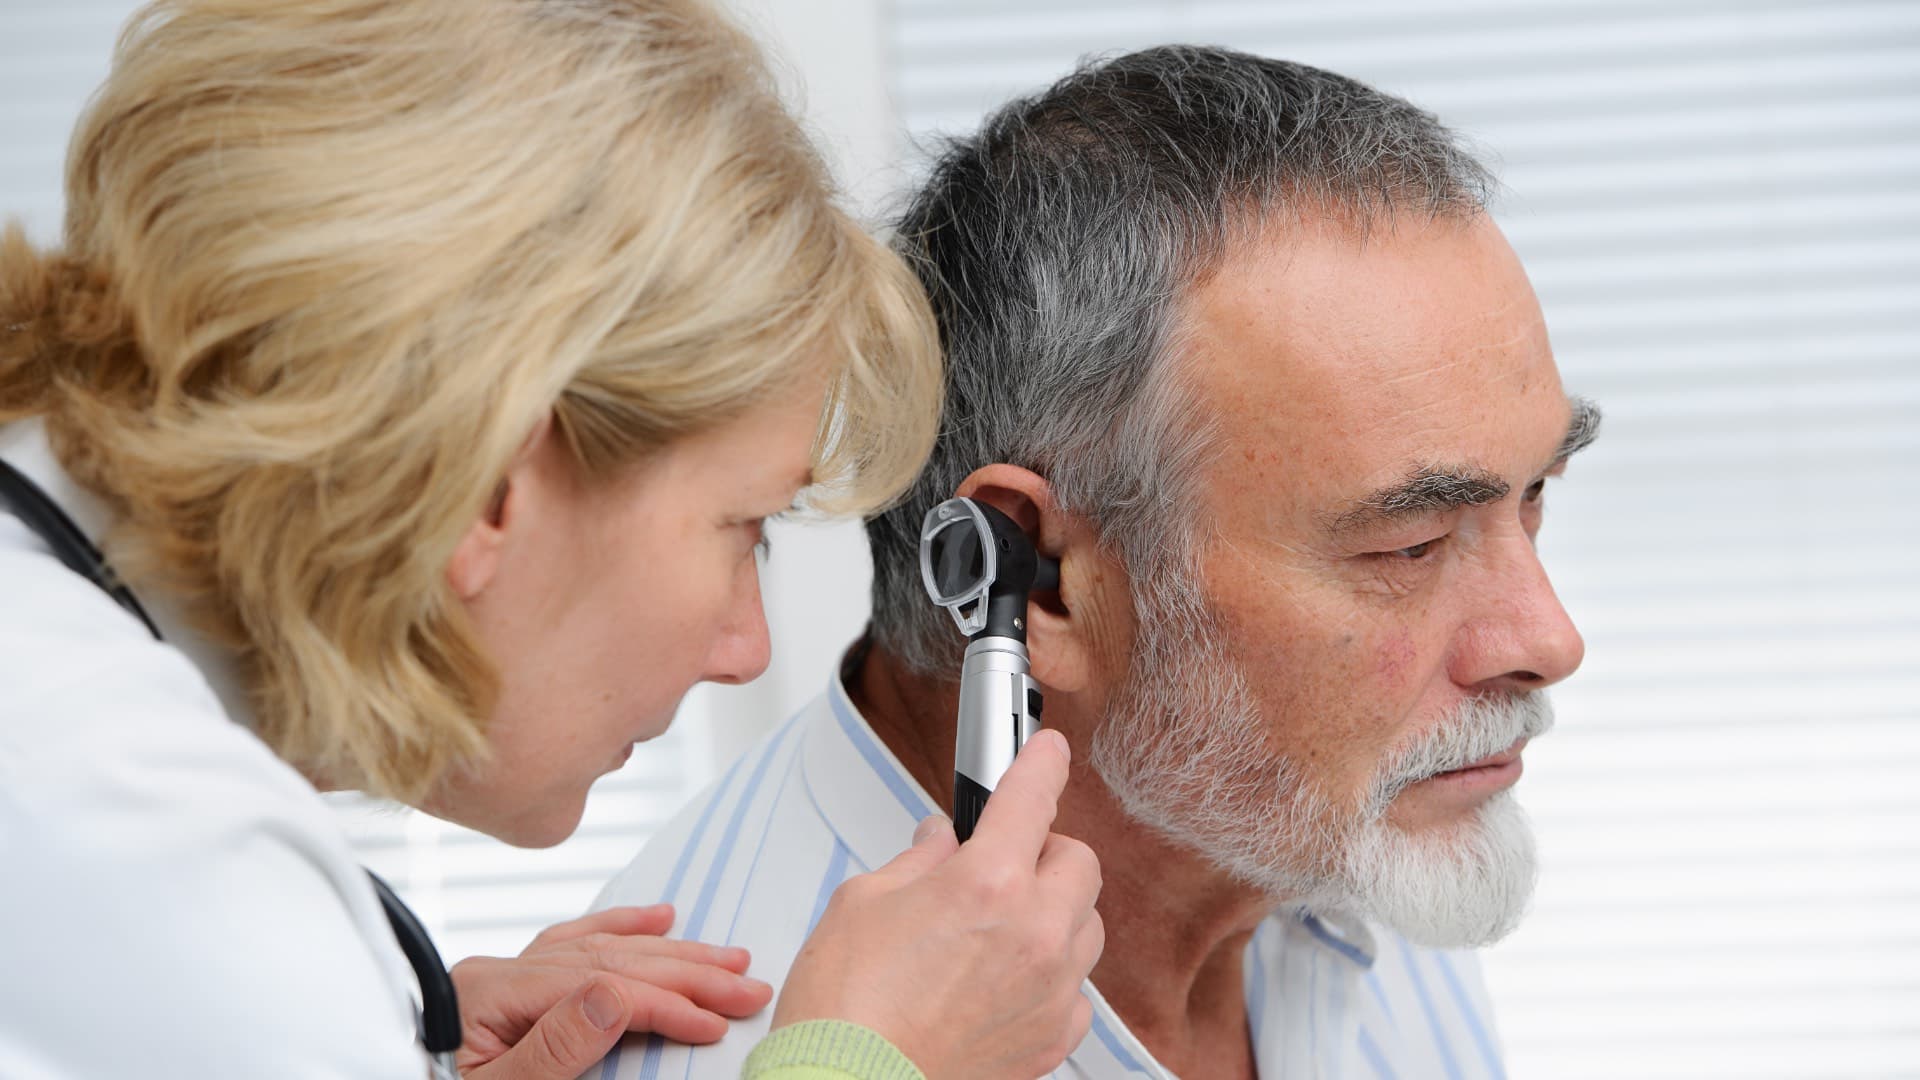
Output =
[{"x1": 584, "y1": 675, "x2": 1506, "y2": 1080}]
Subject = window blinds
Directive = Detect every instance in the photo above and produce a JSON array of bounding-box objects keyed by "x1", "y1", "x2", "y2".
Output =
[{"x1": 889, "y1": 1, "x2": 1920, "y2": 1076}]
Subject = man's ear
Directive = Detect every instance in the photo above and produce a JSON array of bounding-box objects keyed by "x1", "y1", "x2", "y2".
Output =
[
  {"x1": 446, "y1": 413, "x2": 554, "y2": 601},
  {"x1": 953, "y1": 464, "x2": 1108, "y2": 695}
]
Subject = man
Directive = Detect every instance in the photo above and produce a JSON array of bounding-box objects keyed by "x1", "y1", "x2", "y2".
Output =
[{"x1": 590, "y1": 46, "x2": 1596, "y2": 1079}]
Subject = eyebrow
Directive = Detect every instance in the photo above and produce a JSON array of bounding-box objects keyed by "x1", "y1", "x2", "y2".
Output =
[
  {"x1": 1322, "y1": 395, "x2": 1603, "y2": 539},
  {"x1": 1324, "y1": 466, "x2": 1510, "y2": 538},
  {"x1": 1554, "y1": 395, "x2": 1603, "y2": 467}
]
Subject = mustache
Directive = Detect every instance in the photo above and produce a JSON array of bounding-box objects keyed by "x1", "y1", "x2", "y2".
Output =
[{"x1": 1365, "y1": 693, "x2": 1555, "y2": 816}]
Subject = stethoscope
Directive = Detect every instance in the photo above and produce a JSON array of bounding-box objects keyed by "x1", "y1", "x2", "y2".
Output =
[{"x1": 0, "y1": 458, "x2": 464, "y2": 1077}]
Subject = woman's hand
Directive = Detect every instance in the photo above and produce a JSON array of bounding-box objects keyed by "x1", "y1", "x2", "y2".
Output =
[
  {"x1": 773, "y1": 729, "x2": 1105, "y2": 1079},
  {"x1": 450, "y1": 903, "x2": 773, "y2": 1078}
]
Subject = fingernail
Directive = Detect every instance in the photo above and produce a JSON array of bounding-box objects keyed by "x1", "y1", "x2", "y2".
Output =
[
  {"x1": 712, "y1": 944, "x2": 750, "y2": 964},
  {"x1": 913, "y1": 815, "x2": 945, "y2": 843},
  {"x1": 1046, "y1": 729, "x2": 1071, "y2": 763},
  {"x1": 744, "y1": 976, "x2": 772, "y2": 993},
  {"x1": 583, "y1": 982, "x2": 624, "y2": 1031}
]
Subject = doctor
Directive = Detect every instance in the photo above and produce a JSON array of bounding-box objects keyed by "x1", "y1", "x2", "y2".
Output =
[{"x1": 0, "y1": 1, "x2": 1102, "y2": 1078}]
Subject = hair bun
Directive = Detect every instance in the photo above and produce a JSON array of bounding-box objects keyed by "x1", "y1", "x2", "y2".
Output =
[{"x1": 1, "y1": 223, "x2": 138, "y2": 418}]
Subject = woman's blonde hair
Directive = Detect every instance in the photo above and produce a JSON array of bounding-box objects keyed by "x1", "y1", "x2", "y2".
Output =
[{"x1": 0, "y1": 0, "x2": 941, "y2": 801}]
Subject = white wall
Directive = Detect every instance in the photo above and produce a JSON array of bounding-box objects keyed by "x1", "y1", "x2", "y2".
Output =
[
  {"x1": 1, "y1": 3, "x2": 134, "y2": 243},
  {"x1": 688, "y1": 0, "x2": 899, "y2": 772}
]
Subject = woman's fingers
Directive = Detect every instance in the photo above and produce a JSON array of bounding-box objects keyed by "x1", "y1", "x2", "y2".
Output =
[
  {"x1": 1036, "y1": 830, "x2": 1103, "y2": 919},
  {"x1": 461, "y1": 974, "x2": 735, "y2": 1079},
  {"x1": 602, "y1": 955, "x2": 773, "y2": 1018},
  {"x1": 1070, "y1": 909, "x2": 1105, "y2": 982},
  {"x1": 771, "y1": 732, "x2": 1107, "y2": 1080},
  {"x1": 463, "y1": 976, "x2": 630, "y2": 1080},
  {"x1": 523, "y1": 903, "x2": 676, "y2": 952},
  {"x1": 620, "y1": 979, "x2": 735, "y2": 1046},
  {"x1": 533, "y1": 928, "x2": 753, "y2": 975},
  {"x1": 1060, "y1": 994, "x2": 1095, "y2": 1062},
  {"x1": 963, "y1": 729, "x2": 1072, "y2": 865},
  {"x1": 452, "y1": 914, "x2": 770, "y2": 1074},
  {"x1": 511, "y1": 953, "x2": 770, "y2": 1018}
]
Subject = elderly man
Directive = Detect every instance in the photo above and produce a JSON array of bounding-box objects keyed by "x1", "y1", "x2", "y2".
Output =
[{"x1": 589, "y1": 45, "x2": 1596, "y2": 1080}]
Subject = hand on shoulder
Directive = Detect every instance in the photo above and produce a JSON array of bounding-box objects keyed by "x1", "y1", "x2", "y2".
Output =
[{"x1": 451, "y1": 903, "x2": 773, "y2": 1079}]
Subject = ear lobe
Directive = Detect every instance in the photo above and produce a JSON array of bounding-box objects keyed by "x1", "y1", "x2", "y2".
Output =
[
  {"x1": 446, "y1": 481, "x2": 510, "y2": 600},
  {"x1": 447, "y1": 412, "x2": 556, "y2": 601},
  {"x1": 1022, "y1": 575, "x2": 1092, "y2": 693}
]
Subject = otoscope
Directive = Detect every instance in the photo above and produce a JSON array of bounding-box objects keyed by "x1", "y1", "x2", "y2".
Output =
[{"x1": 919, "y1": 497, "x2": 1060, "y2": 842}]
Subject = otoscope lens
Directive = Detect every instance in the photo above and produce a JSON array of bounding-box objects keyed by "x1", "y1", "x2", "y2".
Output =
[{"x1": 930, "y1": 520, "x2": 985, "y2": 600}]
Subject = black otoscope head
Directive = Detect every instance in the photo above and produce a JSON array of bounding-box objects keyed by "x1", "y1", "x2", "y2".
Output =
[{"x1": 920, "y1": 497, "x2": 1060, "y2": 642}]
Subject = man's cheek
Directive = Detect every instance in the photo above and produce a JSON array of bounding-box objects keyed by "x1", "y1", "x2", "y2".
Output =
[{"x1": 1375, "y1": 628, "x2": 1417, "y2": 682}]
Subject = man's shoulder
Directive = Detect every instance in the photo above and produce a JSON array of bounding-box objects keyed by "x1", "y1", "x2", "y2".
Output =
[
  {"x1": 594, "y1": 703, "x2": 836, "y2": 917},
  {"x1": 591, "y1": 701, "x2": 861, "y2": 1078}
]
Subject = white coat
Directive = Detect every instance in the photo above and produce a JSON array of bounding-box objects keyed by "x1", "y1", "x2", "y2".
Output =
[{"x1": 0, "y1": 419, "x2": 427, "y2": 1078}]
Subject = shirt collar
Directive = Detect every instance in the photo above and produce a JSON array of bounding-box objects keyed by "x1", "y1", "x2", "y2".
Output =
[
  {"x1": 0, "y1": 418, "x2": 254, "y2": 728},
  {"x1": 800, "y1": 665, "x2": 939, "y2": 873}
]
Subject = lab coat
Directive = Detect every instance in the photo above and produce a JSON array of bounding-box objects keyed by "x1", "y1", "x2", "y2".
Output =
[{"x1": 0, "y1": 420, "x2": 427, "y2": 1078}]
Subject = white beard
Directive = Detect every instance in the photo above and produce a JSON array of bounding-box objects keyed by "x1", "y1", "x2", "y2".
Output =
[{"x1": 1089, "y1": 576, "x2": 1553, "y2": 948}]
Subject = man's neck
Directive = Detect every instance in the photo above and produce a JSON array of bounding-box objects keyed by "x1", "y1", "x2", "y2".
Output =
[{"x1": 851, "y1": 642, "x2": 1274, "y2": 1078}]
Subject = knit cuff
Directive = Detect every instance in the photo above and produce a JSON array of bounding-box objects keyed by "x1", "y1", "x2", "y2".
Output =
[{"x1": 741, "y1": 1020, "x2": 928, "y2": 1080}]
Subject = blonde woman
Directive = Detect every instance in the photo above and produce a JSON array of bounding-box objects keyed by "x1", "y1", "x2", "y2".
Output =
[{"x1": 0, "y1": 2, "x2": 1102, "y2": 1078}]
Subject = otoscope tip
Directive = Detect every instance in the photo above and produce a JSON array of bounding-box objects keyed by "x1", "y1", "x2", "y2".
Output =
[{"x1": 1033, "y1": 555, "x2": 1060, "y2": 593}]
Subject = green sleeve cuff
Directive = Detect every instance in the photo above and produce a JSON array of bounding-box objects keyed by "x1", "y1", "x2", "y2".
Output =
[{"x1": 741, "y1": 1020, "x2": 927, "y2": 1080}]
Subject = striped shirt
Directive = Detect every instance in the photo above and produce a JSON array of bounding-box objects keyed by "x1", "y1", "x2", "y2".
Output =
[{"x1": 585, "y1": 673, "x2": 1508, "y2": 1080}]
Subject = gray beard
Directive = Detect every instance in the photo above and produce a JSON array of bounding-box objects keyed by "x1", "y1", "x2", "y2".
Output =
[{"x1": 1088, "y1": 576, "x2": 1553, "y2": 948}]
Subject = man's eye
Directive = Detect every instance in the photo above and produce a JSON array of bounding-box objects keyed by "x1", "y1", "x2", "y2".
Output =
[
  {"x1": 1378, "y1": 537, "x2": 1442, "y2": 560},
  {"x1": 1523, "y1": 479, "x2": 1547, "y2": 504}
]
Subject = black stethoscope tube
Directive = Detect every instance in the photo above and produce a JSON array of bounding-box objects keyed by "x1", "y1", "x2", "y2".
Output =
[
  {"x1": 0, "y1": 457, "x2": 463, "y2": 1068},
  {"x1": 0, "y1": 459, "x2": 159, "y2": 637}
]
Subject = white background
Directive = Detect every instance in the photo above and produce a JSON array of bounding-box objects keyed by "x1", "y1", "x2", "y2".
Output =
[{"x1": 5, "y1": 2, "x2": 1916, "y2": 1076}]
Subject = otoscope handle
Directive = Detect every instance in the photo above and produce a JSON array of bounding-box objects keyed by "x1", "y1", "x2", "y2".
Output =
[
  {"x1": 953, "y1": 770, "x2": 993, "y2": 844},
  {"x1": 951, "y1": 635, "x2": 1044, "y2": 843}
]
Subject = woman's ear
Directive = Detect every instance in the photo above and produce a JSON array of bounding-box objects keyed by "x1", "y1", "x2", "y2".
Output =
[
  {"x1": 446, "y1": 413, "x2": 555, "y2": 600},
  {"x1": 446, "y1": 480, "x2": 510, "y2": 600},
  {"x1": 953, "y1": 464, "x2": 1109, "y2": 695}
]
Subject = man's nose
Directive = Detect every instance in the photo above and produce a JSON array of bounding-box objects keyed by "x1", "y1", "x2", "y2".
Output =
[{"x1": 1450, "y1": 534, "x2": 1586, "y2": 694}]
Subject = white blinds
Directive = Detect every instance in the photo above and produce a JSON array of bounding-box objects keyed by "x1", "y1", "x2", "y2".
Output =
[
  {"x1": 890, "y1": 1, "x2": 1920, "y2": 1076},
  {"x1": 0, "y1": 3, "x2": 135, "y2": 243}
]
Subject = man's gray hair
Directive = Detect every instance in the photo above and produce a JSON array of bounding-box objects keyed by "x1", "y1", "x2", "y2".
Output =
[{"x1": 867, "y1": 46, "x2": 1495, "y2": 676}]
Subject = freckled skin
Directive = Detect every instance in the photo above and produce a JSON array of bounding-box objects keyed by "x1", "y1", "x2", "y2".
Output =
[
  {"x1": 1376, "y1": 629, "x2": 1417, "y2": 683},
  {"x1": 1179, "y1": 214, "x2": 1585, "y2": 836}
]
